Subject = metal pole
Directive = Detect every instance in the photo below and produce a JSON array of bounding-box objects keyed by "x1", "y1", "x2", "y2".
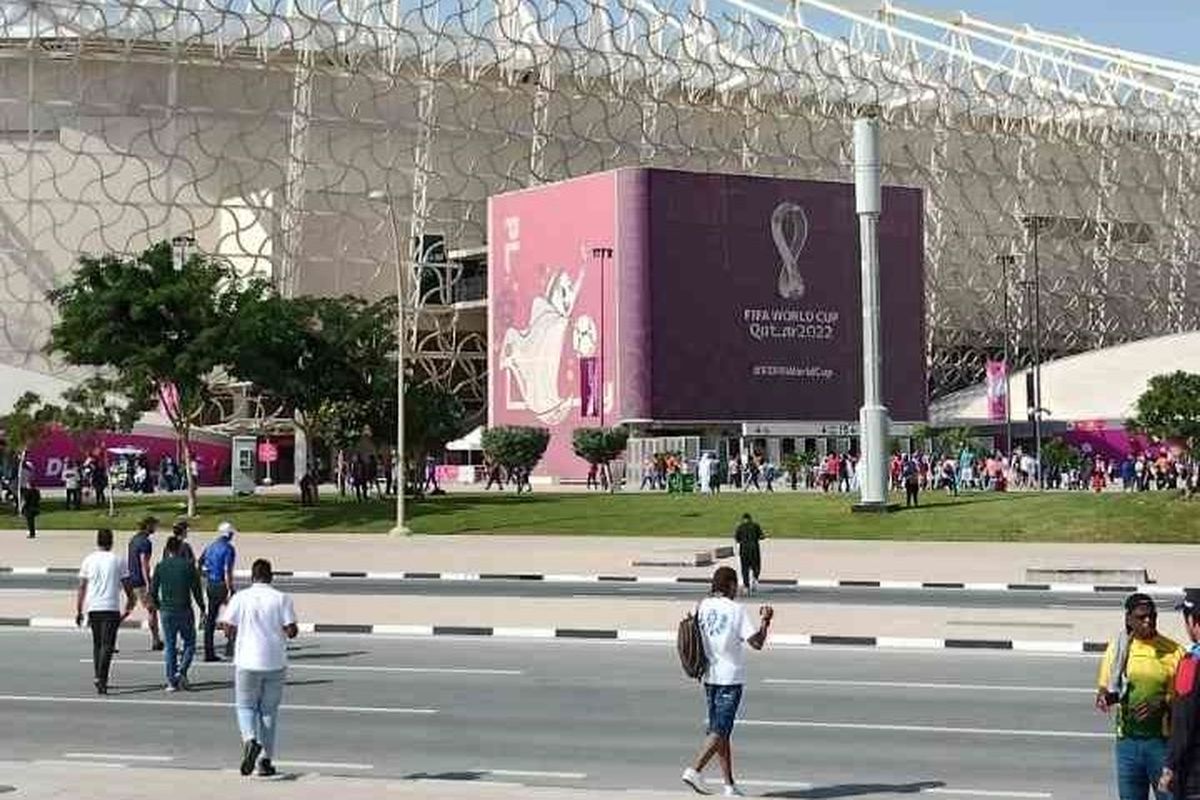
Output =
[
  {"x1": 853, "y1": 116, "x2": 890, "y2": 508},
  {"x1": 591, "y1": 247, "x2": 613, "y2": 428},
  {"x1": 381, "y1": 196, "x2": 409, "y2": 535},
  {"x1": 1031, "y1": 220, "x2": 1044, "y2": 490},
  {"x1": 998, "y1": 255, "x2": 1014, "y2": 456}
]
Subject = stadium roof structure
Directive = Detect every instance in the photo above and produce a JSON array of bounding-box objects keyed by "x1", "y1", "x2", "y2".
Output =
[{"x1": 2, "y1": 0, "x2": 1197, "y2": 134}]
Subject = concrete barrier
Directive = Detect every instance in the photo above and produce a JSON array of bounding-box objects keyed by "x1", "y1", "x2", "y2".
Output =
[{"x1": 1026, "y1": 567, "x2": 1153, "y2": 585}]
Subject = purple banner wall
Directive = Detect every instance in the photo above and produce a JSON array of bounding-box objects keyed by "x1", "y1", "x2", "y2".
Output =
[
  {"x1": 18, "y1": 429, "x2": 231, "y2": 488},
  {"x1": 488, "y1": 168, "x2": 926, "y2": 479},
  {"x1": 645, "y1": 171, "x2": 925, "y2": 421}
]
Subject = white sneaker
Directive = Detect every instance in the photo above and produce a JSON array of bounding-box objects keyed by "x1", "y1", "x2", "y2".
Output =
[
  {"x1": 682, "y1": 768, "x2": 711, "y2": 795},
  {"x1": 164, "y1": 684, "x2": 177, "y2": 693},
  {"x1": 723, "y1": 784, "x2": 745, "y2": 797}
]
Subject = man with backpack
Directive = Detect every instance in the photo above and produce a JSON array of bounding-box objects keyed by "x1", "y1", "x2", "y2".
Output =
[{"x1": 680, "y1": 565, "x2": 774, "y2": 796}]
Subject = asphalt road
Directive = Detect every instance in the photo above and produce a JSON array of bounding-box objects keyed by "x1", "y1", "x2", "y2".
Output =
[
  {"x1": 0, "y1": 628, "x2": 1114, "y2": 797},
  {"x1": 0, "y1": 574, "x2": 1134, "y2": 610}
]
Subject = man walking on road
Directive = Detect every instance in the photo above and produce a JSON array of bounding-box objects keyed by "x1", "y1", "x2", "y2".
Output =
[
  {"x1": 733, "y1": 514, "x2": 764, "y2": 594},
  {"x1": 1160, "y1": 589, "x2": 1200, "y2": 798},
  {"x1": 220, "y1": 558, "x2": 298, "y2": 777},
  {"x1": 127, "y1": 516, "x2": 163, "y2": 651},
  {"x1": 75, "y1": 528, "x2": 136, "y2": 695},
  {"x1": 149, "y1": 535, "x2": 205, "y2": 691},
  {"x1": 200, "y1": 521, "x2": 238, "y2": 662},
  {"x1": 1097, "y1": 593, "x2": 1182, "y2": 800},
  {"x1": 682, "y1": 565, "x2": 773, "y2": 797}
]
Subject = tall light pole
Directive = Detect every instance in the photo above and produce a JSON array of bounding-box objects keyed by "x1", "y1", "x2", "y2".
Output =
[
  {"x1": 1025, "y1": 216, "x2": 1044, "y2": 490},
  {"x1": 996, "y1": 254, "x2": 1017, "y2": 456},
  {"x1": 370, "y1": 189, "x2": 409, "y2": 534},
  {"x1": 852, "y1": 115, "x2": 893, "y2": 511},
  {"x1": 590, "y1": 246, "x2": 612, "y2": 428}
]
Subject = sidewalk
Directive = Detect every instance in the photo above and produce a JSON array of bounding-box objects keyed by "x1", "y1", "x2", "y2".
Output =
[
  {"x1": 0, "y1": 761, "x2": 691, "y2": 800},
  {"x1": 3, "y1": 530, "x2": 1199, "y2": 584},
  {"x1": 0, "y1": 587, "x2": 1133, "y2": 644}
]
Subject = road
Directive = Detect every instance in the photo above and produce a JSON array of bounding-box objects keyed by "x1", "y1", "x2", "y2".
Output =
[
  {"x1": 0, "y1": 628, "x2": 1113, "y2": 797},
  {"x1": 0, "y1": 574, "x2": 1132, "y2": 610}
]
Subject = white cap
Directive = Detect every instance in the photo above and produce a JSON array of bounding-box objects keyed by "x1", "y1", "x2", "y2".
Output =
[{"x1": 217, "y1": 521, "x2": 237, "y2": 538}]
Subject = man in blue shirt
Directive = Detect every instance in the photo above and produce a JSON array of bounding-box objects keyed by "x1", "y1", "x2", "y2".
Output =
[
  {"x1": 127, "y1": 516, "x2": 163, "y2": 651},
  {"x1": 200, "y1": 521, "x2": 238, "y2": 662}
]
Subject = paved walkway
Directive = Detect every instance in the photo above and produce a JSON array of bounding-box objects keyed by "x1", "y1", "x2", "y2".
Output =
[
  {"x1": 3, "y1": 529, "x2": 1198, "y2": 584},
  {"x1": 0, "y1": 587, "x2": 1133, "y2": 642},
  {"x1": 0, "y1": 761, "x2": 692, "y2": 800}
]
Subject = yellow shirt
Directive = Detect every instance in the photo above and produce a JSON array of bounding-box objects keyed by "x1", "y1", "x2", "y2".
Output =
[{"x1": 1097, "y1": 633, "x2": 1184, "y2": 739}]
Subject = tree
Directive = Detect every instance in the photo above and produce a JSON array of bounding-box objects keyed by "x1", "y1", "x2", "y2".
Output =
[
  {"x1": 1040, "y1": 437, "x2": 1081, "y2": 472},
  {"x1": 1130, "y1": 371, "x2": 1200, "y2": 452},
  {"x1": 0, "y1": 392, "x2": 59, "y2": 512},
  {"x1": 571, "y1": 426, "x2": 629, "y2": 492},
  {"x1": 229, "y1": 292, "x2": 399, "y2": 482},
  {"x1": 405, "y1": 381, "x2": 465, "y2": 464},
  {"x1": 482, "y1": 426, "x2": 550, "y2": 487},
  {"x1": 47, "y1": 241, "x2": 247, "y2": 517}
]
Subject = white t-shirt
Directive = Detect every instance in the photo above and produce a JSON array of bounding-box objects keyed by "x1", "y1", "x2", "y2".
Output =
[
  {"x1": 697, "y1": 595, "x2": 759, "y2": 686},
  {"x1": 220, "y1": 583, "x2": 297, "y2": 672},
  {"x1": 78, "y1": 551, "x2": 128, "y2": 613}
]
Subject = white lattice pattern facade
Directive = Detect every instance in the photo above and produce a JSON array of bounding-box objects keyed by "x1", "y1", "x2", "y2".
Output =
[{"x1": 1, "y1": 0, "x2": 1197, "y2": 414}]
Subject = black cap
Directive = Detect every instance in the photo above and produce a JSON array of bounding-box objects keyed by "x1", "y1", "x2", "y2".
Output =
[
  {"x1": 1125, "y1": 592, "x2": 1156, "y2": 612},
  {"x1": 1175, "y1": 589, "x2": 1200, "y2": 614}
]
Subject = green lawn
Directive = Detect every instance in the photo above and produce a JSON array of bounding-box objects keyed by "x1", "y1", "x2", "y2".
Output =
[{"x1": 15, "y1": 489, "x2": 1200, "y2": 542}]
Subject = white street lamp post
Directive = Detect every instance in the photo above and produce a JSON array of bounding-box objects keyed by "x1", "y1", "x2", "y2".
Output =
[{"x1": 853, "y1": 115, "x2": 892, "y2": 510}]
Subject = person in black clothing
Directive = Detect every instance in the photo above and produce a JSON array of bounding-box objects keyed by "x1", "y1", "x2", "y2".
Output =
[
  {"x1": 21, "y1": 485, "x2": 40, "y2": 538},
  {"x1": 92, "y1": 461, "x2": 108, "y2": 507},
  {"x1": 1161, "y1": 589, "x2": 1200, "y2": 798},
  {"x1": 903, "y1": 459, "x2": 920, "y2": 508},
  {"x1": 733, "y1": 513, "x2": 765, "y2": 594}
]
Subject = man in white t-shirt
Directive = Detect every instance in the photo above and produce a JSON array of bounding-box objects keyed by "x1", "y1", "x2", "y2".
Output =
[
  {"x1": 219, "y1": 558, "x2": 298, "y2": 778},
  {"x1": 682, "y1": 565, "x2": 773, "y2": 797},
  {"x1": 75, "y1": 528, "x2": 136, "y2": 695}
]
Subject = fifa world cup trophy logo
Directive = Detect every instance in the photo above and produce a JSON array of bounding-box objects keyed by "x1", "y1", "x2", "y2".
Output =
[{"x1": 771, "y1": 201, "x2": 808, "y2": 300}]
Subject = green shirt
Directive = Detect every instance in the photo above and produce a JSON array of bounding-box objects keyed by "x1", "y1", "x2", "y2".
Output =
[
  {"x1": 1097, "y1": 633, "x2": 1184, "y2": 739},
  {"x1": 150, "y1": 556, "x2": 204, "y2": 614}
]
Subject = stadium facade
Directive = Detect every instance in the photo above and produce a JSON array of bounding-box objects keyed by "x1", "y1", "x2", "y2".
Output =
[{"x1": 1, "y1": 0, "x2": 1197, "y2": 461}]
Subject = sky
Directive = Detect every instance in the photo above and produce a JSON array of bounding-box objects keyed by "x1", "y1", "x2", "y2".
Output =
[{"x1": 908, "y1": 0, "x2": 1199, "y2": 65}]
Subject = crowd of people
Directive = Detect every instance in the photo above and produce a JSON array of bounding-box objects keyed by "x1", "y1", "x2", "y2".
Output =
[{"x1": 75, "y1": 516, "x2": 298, "y2": 778}]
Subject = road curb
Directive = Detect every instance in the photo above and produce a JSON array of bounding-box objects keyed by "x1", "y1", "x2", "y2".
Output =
[
  {"x1": 1, "y1": 565, "x2": 1187, "y2": 597},
  {"x1": 0, "y1": 616, "x2": 1109, "y2": 654}
]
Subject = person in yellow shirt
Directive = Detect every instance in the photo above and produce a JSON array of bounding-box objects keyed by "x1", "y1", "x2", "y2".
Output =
[{"x1": 1097, "y1": 593, "x2": 1185, "y2": 800}]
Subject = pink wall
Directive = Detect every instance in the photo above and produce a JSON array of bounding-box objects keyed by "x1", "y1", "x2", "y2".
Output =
[
  {"x1": 488, "y1": 172, "x2": 618, "y2": 480},
  {"x1": 20, "y1": 429, "x2": 231, "y2": 488}
]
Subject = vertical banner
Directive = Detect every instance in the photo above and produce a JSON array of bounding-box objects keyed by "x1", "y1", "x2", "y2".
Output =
[
  {"x1": 985, "y1": 360, "x2": 1008, "y2": 422},
  {"x1": 580, "y1": 356, "x2": 599, "y2": 418}
]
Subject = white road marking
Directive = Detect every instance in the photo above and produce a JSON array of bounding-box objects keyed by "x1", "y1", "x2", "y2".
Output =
[
  {"x1": 492, "y1": 627, "x2": 556, "y2": 639},
  {"x1": 763, "y1": 678, "x2": 1092, "y2": 694},
  {"x1": 273, "y1": 760, "x2": 374, "y2": 770},
  {"x1": 63, "y1": 752, "x2": 174, "y2": 762},
  {"x1": 925, "y1": 790, "x2": 1051, "y2": 798},
  {"x1": 740, "y1": 720, "x2": 1105, "y2": 738},
  {"x1": 0, "y1": 694, "x2": 436, "y2": 714},
  {"x1": 75, "y1": 658, "x2": 522, "y2": 676},
  {"x1": 35, "y1": 760, "x2": 125, "y2": 768},
  {"x1": 484, "y1": 769, "x2": 588, "y2": 779}
]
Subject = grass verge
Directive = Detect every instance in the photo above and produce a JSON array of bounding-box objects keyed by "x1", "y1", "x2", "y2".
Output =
[{"x1": 15, "y1": 489, "x2": 1200, "y2": 542}]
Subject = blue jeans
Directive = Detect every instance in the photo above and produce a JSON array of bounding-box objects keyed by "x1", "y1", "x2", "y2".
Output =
[
  {"x1": 236, "y1": 668, "x2": 286, "y2": 758},
  {"x1": 1116, "y1": 737, "x2": 1172, "y2": 800},
  {"x1": 704, "y1": 683, "x2": 743, "y2": 738},
  {"x1": 160, "y1": 609, "x2": 195, "y2": 688}
]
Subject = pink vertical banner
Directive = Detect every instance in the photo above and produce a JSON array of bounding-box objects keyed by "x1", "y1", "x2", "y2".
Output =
[
  {"x1": 985, "y1": 360, "x2": 1008, "y2": 422},
  {"x1": 580, "y1": 356, "x2": 599, "y2": 418},
  {"x1": 157, "y1": 382, "x2": 181, "y2": 421}
]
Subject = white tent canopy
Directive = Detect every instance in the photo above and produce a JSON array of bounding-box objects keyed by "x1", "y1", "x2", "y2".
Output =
[{"x1": 445, "y1": 425, "x2": 484, "y2": 452}]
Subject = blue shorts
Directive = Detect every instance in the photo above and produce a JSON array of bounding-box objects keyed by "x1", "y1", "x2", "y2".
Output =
[{"x1": 705, "y1": 683, "x2": 743, "y2": 738}]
